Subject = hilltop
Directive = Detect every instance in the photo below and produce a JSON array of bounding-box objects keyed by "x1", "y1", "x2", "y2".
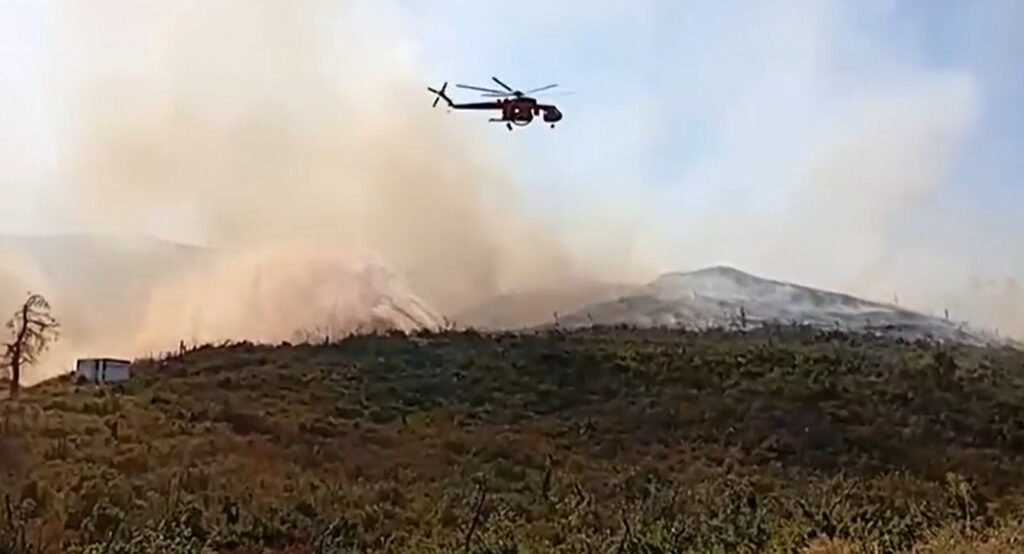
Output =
[
  {"x1": 553, "y1": 266, "x2": 1011, "y2": 347},
  {"x1": 3, "y1": 326, "x2": 1024, "y2": 552}
]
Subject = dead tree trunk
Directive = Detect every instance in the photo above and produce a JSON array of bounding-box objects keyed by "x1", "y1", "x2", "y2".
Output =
[
  {"x1": 3, "y1": 294, "x2": 59, "y2": 399},
  {"x1": 7, "y1": 304, "x2": 29, "y2": 399}
]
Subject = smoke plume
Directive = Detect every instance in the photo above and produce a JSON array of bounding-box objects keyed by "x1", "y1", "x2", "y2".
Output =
[
  {"x1": 3, "y1": 0, "x2": 626, "y2": 383},
  {"x1": 2, "y1": 1, "x2": 1022, "y2": 383}
]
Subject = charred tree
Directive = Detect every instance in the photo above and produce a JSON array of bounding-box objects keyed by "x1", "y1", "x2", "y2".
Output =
[{"x1": 1, "y1": 293, "x2": 59, "y2": 398}]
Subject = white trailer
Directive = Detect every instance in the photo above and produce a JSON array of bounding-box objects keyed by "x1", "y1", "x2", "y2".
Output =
[{"x1": 75, "y1": 357, "x2": 131, "y2": 384}]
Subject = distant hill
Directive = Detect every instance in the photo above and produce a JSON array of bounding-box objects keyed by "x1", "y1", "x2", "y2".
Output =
[
  {"x1": 553, "y1": 265, "x2": 1011, "y2": 346},
  {"x1": 1, "y1": 236, "x2": 1010, "y2": 359},
  {"x1": 0, "y1": 234, "x2": 447, "y2": 383},
  {"x1": 0, "y1": 233, "x2": 211, "y2": 306},
  {"x1": 0, "y1": 233, "x2": 212, "y2": 338},
  {"x1": 0, "y1": 235, "x2": 446, "y2": 337}
]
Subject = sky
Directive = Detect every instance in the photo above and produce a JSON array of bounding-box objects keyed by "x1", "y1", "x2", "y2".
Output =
[
  {"x1": 408, "y1": 0, "x2": 1024, "y2": 325},
  {"x1": 412, "y1": 1, "x2": 1022, "y2": 260},
  {"x1": 0, "y1": 0, "x2": 1022, "y2": 335}
]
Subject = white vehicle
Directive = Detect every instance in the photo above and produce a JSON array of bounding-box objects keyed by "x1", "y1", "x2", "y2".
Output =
[{"x1": 75, "y1": 357, "x2": 131, "y2": 384}]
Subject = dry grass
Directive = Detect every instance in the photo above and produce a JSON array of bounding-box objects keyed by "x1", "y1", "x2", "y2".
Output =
[
  {"x1": 801, "y1": 536, "x2": 860, "y2": 554},
  {"x1": 0, "y1": 325, "x2": 1023, "y2": 552}
]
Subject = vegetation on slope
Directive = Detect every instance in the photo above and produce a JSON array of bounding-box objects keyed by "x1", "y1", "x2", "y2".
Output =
[{"x1": 2, "y1": 326, "x2": 1024, "y2": 552}]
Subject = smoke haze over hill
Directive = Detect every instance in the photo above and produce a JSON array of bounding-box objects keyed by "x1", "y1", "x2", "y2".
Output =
[
  {"x1": 0, "y1": 0, "x2": 639, "y2": 383},
  {"x1": 0, "y1": 1, "x2": 1021, "y2": 383},
  {"x1": 46, "y1": 0, "x2": 604, "y2": 310}
]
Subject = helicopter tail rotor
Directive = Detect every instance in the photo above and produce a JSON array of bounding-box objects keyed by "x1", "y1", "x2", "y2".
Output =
[{"x1": 427, "y1": 81, "x2": 452, "y2": 108}]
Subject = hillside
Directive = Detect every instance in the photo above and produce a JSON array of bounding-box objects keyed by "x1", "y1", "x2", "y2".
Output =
[
  {"x1": 3, "y1": 327, "x2": 1024, "y2": 552},
  {"x1": 0, "y1": 235, "x2": 449, "y2": 383},
  {"x1": 1, "y1": 236, "x2": 1009, "y2": 351},
  {"x1": 555, "y1": 266, "x2": 1008, "y2": 347}
]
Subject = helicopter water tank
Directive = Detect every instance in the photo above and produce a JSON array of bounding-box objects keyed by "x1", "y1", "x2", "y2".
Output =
[{"x1": 507, "y1": 102, "x2": 533, "y2": 123}]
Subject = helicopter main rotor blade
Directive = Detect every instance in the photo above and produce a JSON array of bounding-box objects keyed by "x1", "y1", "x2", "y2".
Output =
[
  {"x1": 491, "y1": 76, "x2": 514, "y2": 92},
  {"x1": 525, "y1": 84, "x2": 558, "y2": 94},
  {"x1": 480, "y1": 90, "x2": 574, "y2": 99},
  {"x1": 456, "y1": 83, "x2": 507, "y2": 95}
]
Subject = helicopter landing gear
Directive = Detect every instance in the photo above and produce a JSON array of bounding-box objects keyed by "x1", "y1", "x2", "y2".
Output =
[{"x1": 506, "y1": 122, "x2": 513, "y2": 131}]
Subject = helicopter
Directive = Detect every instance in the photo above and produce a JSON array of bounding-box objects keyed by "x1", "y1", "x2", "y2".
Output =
[{"x1": 427, "y1": 76, "x2": 563, "y2": 131}]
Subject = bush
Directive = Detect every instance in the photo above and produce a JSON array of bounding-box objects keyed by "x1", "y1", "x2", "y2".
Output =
[{"x1": 3, "y1": 327, "x2": 1024, "y2": 551}]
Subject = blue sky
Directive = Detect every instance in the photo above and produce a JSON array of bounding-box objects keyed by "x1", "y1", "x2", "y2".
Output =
[
  {"x1": 401, "y1": 1, "x2": 1022, "y2": 289},
  {"x1": 0, "y1": 0, "x2": 1021, "y2": 330}
]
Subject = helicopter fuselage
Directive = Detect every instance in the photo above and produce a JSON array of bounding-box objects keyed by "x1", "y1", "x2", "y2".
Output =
[
  {"x1": 502, "y1": 97, "x2": 535, "y2": 125},
  {"x1": 498, "y1": 97, "x2": 562, "y2": 127}
]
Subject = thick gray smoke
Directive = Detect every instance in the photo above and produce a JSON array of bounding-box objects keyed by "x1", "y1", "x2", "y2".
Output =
[
  {"x1": 0, "y1": 0, "x2": 640, "y2": 384},
  {"x1": 50, "y1": 0, "x2": 596, "y2": 309},
  {"x1": 1, "y1": 1, "x2": 1021, "y2": 384}
]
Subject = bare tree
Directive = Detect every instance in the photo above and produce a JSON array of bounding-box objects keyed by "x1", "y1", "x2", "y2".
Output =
[{"x1": 1, "y1": 293, "x2": 59, "y2": 398}]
